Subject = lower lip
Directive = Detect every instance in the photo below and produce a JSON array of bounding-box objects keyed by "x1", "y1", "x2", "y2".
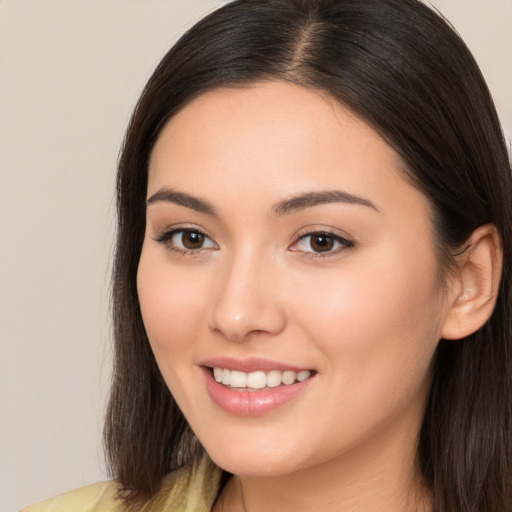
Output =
[{"x1": 202, "y1": 367, "x2": 315, "y2": 417}]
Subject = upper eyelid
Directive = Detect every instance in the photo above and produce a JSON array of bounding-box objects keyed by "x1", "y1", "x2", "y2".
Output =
[
  {"x1": 153, "y1": 226, "x2": 215, "y2": 245},
  {"x1": 290, "y1": 229, "x2": 355, "y2": 255},
  {"x1": 297, "y1": 231, "x2": 350, "y2": 241},
  {"x1": 293, "y1": 232, "x2": 354, "y2": 247},
  {"x1": 293, "y1": 225, "x2": 353, "y2": 241},
  {"x1": 153, "y1": 224, "x2": 210, "y2": 238},
  {"x1": 153, "y1": 227, "x2": 218, "y2": 256}
]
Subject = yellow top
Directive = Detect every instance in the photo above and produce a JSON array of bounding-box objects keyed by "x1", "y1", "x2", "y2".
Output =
[{"x1": 21, "y1": 456, "x2": 224, "y2": 512}]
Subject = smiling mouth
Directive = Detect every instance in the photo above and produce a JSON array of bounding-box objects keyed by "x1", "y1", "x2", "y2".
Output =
[{"x1": 210, "y1": 367, "x2": 315, "y2": 391}]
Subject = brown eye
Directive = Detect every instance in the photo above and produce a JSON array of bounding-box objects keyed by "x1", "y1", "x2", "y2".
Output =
[
  {"x1": 155, "y1": 228, "x2": 217, "y2": 253},
  {"x1": 290, "y1": 231, "x2": 354, "y2": 255},
  {"x1": 309, "y1": 234, "x2": 334, "y2": 252},
  {"x1": 181, "y1": 230, "x2": 205, "y2": 249}
]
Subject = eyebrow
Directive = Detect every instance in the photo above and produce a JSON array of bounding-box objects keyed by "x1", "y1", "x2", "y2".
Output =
[
  {"x1": 271, "y1": 190, "x2": 379, "y2": 216},
  {"x1": 146, "y1": 188, "x2": 217, "y2": 215},
  {"x1": 146, "y1": 187, "x2": 378, "y2": 217}
]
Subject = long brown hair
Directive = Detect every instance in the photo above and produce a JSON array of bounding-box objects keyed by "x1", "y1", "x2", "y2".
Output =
[{"x1": 104, "y1": 1, "x2": 512, "y2": 510}]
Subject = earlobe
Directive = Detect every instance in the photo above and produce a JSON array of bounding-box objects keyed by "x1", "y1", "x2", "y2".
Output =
[{"x1": 441, "y1": 224, "x2": 503, "y2": 340}]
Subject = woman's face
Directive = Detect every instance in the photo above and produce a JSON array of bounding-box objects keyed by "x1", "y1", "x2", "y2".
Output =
[{"x1": 137, "y1": 82, "x2": 452, "y2": 477}]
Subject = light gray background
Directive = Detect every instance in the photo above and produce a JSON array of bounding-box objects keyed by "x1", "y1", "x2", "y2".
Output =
[{"x1": 1, "y1": 1, "x2": 510, "y2": 511}]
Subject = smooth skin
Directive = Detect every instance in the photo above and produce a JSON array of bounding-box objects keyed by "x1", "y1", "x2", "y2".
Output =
[{"x1": 137, "y1": 82, "x2": 502, "y2": 512}]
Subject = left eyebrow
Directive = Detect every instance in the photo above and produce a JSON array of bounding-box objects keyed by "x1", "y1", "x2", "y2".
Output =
[
  {"x1": 146, "y1": 188, "x2": 217, "y2": 216},
  {"x1": 271, "y1": 190, "x2": 379, "y2": 216}
]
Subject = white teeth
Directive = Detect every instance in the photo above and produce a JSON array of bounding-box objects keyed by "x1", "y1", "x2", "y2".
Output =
[
  {"x1": 229, "y1": 370, "x2": 247, "y2": 388},
  {"x1": 266, "y1": 370, "x2": 282, "y2": 388},
  {"x1": 222, "y1": 368, "x2": 231, "y2": 386},
  {"x1": 247, "y1": 371, "x2": 267, "y2": 389},
  {"x1": 297, "y1": 370, "x2": 311, "y2": 382},
  {"x1": 213, "y1": 367, "x2": 223, "y2": 382},
  {"x1": 212, "y1": 367, "x2": 313, "y2": 389},
  {"x1": 281, "y1": 370, "x2": 296, "y2": 385}
]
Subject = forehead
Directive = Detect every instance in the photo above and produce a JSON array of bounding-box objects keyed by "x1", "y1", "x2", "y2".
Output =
[
  {"x1": 150, "y1": 82, "x2": 393, "y2": 169},
  {"x1": 148, "y1": 81, "x2": 427, "y2": 221}
]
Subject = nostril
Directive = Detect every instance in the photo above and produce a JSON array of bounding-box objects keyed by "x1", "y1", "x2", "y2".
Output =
[{"x1": 208, "y1": 271, "x2": 287, "y2": 342}]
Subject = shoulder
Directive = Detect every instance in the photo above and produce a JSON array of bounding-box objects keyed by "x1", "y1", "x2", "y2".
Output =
[
  {"x1": 20, "y1": 456, "x2": 225, "y2": 512},
  {"x1": 21, "y1": 480, "x2": 120, "y2": 512},
  {"x1": 146, "y1": 455, "x2": 225, "y2": 512}
]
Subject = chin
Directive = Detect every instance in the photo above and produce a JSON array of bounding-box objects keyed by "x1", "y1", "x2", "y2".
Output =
[{"x1": 202, "y1": 437, "x2": 306, "y2": 477}]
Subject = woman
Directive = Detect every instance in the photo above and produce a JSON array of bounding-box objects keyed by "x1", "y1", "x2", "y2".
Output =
[{"x1": 24, "y1": 0, "x2": 511, "y2": 510}]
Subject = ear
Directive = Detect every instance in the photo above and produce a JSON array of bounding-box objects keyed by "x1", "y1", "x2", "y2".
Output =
[{"x1": 441, "y1": 224, "x2": 503, "y2": 340}]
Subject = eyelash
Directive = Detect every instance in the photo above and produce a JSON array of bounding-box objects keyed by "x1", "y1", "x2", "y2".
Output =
[
  {"x1": 153, "y1": 227, "x2": 354, "y2": 258},
  {"x1": 291, "y1": 231, "x2": 355, "y2": 258},
  {"x1": 153, "y1": 227, "x2": 217, "y2": 256}
]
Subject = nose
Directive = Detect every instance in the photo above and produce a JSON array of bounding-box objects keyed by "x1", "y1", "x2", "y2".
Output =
[{"x1": 208, "y1": 248, "x2": 287, "y2": 343}]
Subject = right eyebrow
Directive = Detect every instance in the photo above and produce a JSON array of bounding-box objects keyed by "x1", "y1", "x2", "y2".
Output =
[
  {"x1": 271, "y1": 189, "x2": 379, "y2": 216},
  {"x1": 146, "y1": 188, "x2": 217, "y2": 216}
]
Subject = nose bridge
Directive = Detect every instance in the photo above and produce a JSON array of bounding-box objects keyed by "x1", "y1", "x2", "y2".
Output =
[{"x1": 209, "y1": 242, "x2": 285, "y2": 342}]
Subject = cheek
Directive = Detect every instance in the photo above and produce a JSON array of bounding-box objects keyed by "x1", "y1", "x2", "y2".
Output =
[
  {"x1": 294, "y1": 246, "x2": 443, "y2": 388},
  {"x1": 136, "y1": 249, "x2": 208, "y2": 364},
  {"x1": 283, "y1": 256, "x2": 442, "y2": 454}
]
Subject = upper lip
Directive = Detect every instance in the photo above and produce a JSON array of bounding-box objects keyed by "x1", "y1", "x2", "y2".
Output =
[{"x1": 200, "y1": 356, "x2": 313, "y2": 373}]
